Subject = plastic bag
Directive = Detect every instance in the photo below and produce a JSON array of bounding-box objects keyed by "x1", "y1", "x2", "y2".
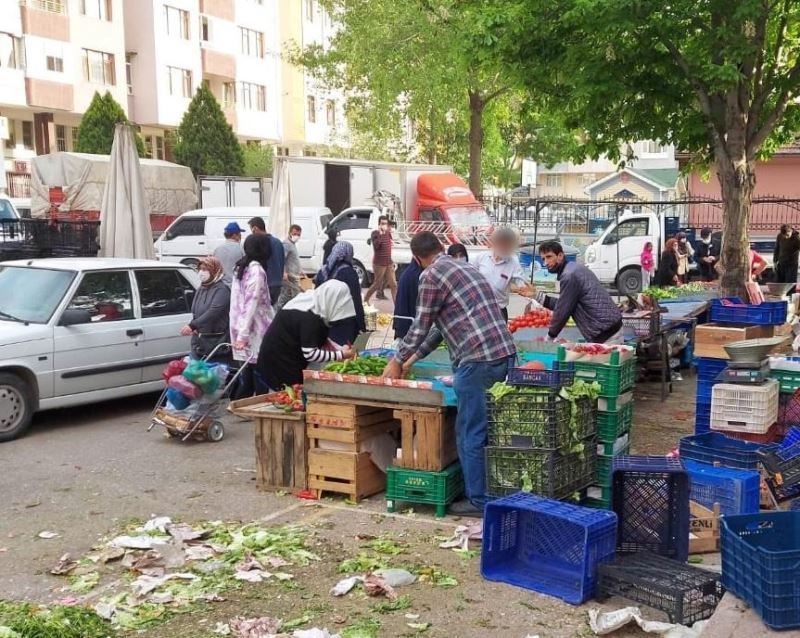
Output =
[
  {"x1": 162, "y1": 357, "x2": 188, "y2": 383},
  {"x1": 165, "y1": 387, "x2": 191, "y2": 411},
  {"x1": 168, "y1": 375, "x2": 203, "y2": 400},
  {"x1": 182, "y1": 359, "x2": 220, "y2": 395},
  {"x1": 200, "y1": 364, "x2": 230, "y2": 402}
]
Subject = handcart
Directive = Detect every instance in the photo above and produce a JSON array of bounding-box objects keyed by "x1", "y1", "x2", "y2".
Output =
[{"x1": 148, "y1": 344, "x2": 250, "y2": 443}]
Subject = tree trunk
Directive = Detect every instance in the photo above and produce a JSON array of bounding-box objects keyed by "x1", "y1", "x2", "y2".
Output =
[
  {"x1": 468, "y1": 91, "x2": 484, "y2": 196},
  {"x1": 717, "y1": 154, "x2": 756, "y2": 299}
]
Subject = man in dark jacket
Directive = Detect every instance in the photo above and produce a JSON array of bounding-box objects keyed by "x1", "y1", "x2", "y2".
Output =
[
  {"x1": 393, "y1": 259, "x2": 423, "y2": 340},
  {"x1": 695, "y1": 227, "x2": 718, "y2": 281},
  {"x1": 534, "y1": 240, "x2": 623, "y2": 343},
  {"x1": 774, "y1": 225, "x2": 800, "y2": 284}
]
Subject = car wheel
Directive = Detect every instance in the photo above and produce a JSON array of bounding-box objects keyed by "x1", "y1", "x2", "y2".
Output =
[
  {"x1": 617, "y1": 268, "x2": 642, "y2": 295},
  {"x1": 207, "y1": 422, "x2": 224, "y2": 442},
  {"x1": 352, "y1": 260, "x2": 372, "y2": 288},
  {"x1": 0, "y1": 373, "x2": 34, "y2": 442},
  {"x1": 181, "y1": 258, "x2": 200, "y2": 270}
]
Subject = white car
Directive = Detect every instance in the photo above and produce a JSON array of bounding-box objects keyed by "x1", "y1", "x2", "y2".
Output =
[{"x1": 0, "y1": 258, "x2": 199, "y2": 442}]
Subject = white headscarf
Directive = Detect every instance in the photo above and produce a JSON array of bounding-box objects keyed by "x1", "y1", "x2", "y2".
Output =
[{"x1": 283, "y1": 279, "x2": 356, "y2": 326}]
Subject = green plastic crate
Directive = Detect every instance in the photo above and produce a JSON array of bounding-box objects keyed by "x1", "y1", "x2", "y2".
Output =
[
  {"x1": 584, "y1": 483, "x2": 612, "y2": 506},
  {"x1": 582, "y1": 494, "x2": 611, "y2": 510},
  {"x1": 597, "y1": 402, "x2": 634, "y2": 442},
  {"x1": 597, "y1": 391, "x2": 634, "y2": 413},
  {"x1": 770, "y1": 368, "x2": 800, "y2": 394},
  {"x1": 597, "y1": 433, "x2": 631, "y2": 457},
  {"x1": 386, "y1": 463, "x2": 464, "y2": 518},
  {"x1": 596, "y1": 444, "x2": 631, "y2": 485},
  {"x1": 574, "y1": 358, "x2": 636, "y2": 397}
]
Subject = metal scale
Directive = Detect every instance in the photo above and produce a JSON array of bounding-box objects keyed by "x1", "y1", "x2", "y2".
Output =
[{"x1": 715, "y1": 359, "x2": 771, "y2": 385}]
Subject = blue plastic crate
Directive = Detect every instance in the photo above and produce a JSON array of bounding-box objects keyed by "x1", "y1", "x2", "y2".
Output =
[
  {"x1": 683, "y1": 459, "x2": 760, "y2": 515},
  {"x1": 709, "y1": 297, "x2": 788, "y2": 326},
  {"x1": 695, "y1": 402, "x2": 711, "y2": 434},
  {"x1": 782, "y1": 426, "x2": 800, "y2": 449},
  {"x1": 679, "y1": 432, "x2": 776, "y2": 471},
  {"x1": 694, "y1": 357, "x2": 728, "y2": 382},
  {"x1": 611, "y1": 456, "x2": 690, "y2": 561},
  {"x1": 481, "y1": 492, "x2": 617, "y2": 604},
  {"x1": 721, "y1": 512, "x2": 800, "y2": 630},
  {"x1": 697, "y1": 379, "x2": 716, "y2": 404},
  {"x1": 507, "y1": 361, "x2": 575, "y2": 389}
]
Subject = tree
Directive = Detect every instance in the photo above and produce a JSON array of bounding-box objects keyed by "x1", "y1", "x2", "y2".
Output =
[
  {"x1": 499, "y1": 0, "x2": 800, "y2": 296},
  {"x1": 241, "y1": 142, "x2": 273, "y2": 178},
  {"x1": 75, "y1": 91, "x2": 145, "y2": 156},
  {"x1": 173, "y1": 84, "x2": 244, "y2": 176}
]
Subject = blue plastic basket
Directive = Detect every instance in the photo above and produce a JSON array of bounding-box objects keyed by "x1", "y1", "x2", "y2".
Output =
[
  {"x1": 679, "y1": 432, "x2": 776, "y2": 471},
  {"x1": 721, "y1": 512, "x2": 800, "y2": 630},
  {"x1": 481, "y1": 492, "x2": 617, "y2": 604},
  {"x1": 695, "y1": 402, "x2": 711, "y2": 434},
  {"x1": 694, "y1": 357, "x2": 728, "y2": 382},
  {"x1": 507, "y1": 361, "x2": 575, "y2": 389},
  {"x1": 611, "y1": 456, "x2": 690, "y2": 561},
  {"x1": 709, "y1": 297, "x2": 788, "y2": 326},
  {"x1": 697, "y1": 379, "x2": 716, "y2": 404},
  {"x1": 683, "y1": 459, "x2": 760, "y2": 515},
  {"x1": 782, "y1": 426, "x2": 800, "y2": 449}
]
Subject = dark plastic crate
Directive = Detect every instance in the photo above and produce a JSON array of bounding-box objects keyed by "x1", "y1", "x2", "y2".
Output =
[
  {"x1": 695, "y1": 402, "x2": 711, "y2": 435},
  {"x1": 574, "y1": 358, "x2": 636, "y2": 397},
  {"x1": 385, "y1": 463, "x2": 463, "y2": 518},
  {"x1": 683, "y1": 459, "x2": 760, "y2": 515},
  {"x1": 598, "y1": 552, "x2": 723, "y2": 625},
  {"x1": 481, "y1": 492, "x2": 618, "y2": 604},
  {"x1": 757, "y1": 442, "x2": 800, "y2": 487},
  {"x1": 597, "y1": 445, "x2": 631, "y2": 486},
  {"x1": 709, "y1": 297, "x2": 788, "y2": 326},
  {"x1": 621, "y1": 312, "x2": 661, "y2": 339},
  {"x1": 679, "y1": 432, "x2": 776, "y2": 471},
  {"x1": 778, "y1": 394, "x2": 800, "y2": 437},
  {"x1": 597, "y1": 402, "x2": 633, "y2": 443},
  {"x1": 694, "y1": 357, "x2": 728, "y2": 382},
  {"x1": 485, "y1": 441, "x2": 596, "y2": 499},
  {"x1": 721, "y1": 512, "x2": 800, "y2": 629},
  {"x1": 612, "y1": 456, "x2": 690, "y2": 561},
  {"x1": 487, "y1": 392, "x2": 595, "y2": 449},
  {"x1": 771, "y1": 368, "x2": 800, "y2": 394},
  {"x1": 507, "y1": 362, "x2": 575, "y2": 389}
]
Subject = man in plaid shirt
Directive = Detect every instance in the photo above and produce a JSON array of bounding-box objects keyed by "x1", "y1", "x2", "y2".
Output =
[{"x1": 383, "y1": 232, "x2": 515, "y2": 516}]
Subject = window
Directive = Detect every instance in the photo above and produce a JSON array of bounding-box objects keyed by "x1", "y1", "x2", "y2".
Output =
[
  {"x1": 82, "y1": 49, "x2": 115, "y2": 85},
  {"x1": 166, "y1": 217, "x2": 206, "y2": 240},
  {"x1": 579, "y1": 172, "x2": 596, "y2": 186},
  {"x1": 200, "y1": 16, "x2": 209, "y2": 42},
  {"x1": 55, "y1": 125, "x2": 66, "y2": 152},
  {"x1": 307, "y1": 96, "x2": 316, "y2": 123},
  {"x1": 239, "y1": 82, "x2": 266, "y2": 111},
  {"x1": 305, "y1": 0, "x2": 315, "y2": 21},
  {"x1": 46, "y1": 54, "x2": 63, "y2": 72},
  {"x1": 155, "y1": 136, "x2": 164, "y2": 160},
  {"x1": 640, "y1": 140, "x2": 667, "y2": 155},
  {"x1": 0, "y1": 33, "x2": 24, "y2": 70},
  {"x1": 222, "y1": 81, "x2": 235, "y2": 107},
  {"x1": 326, "y1": 100, "x2": 336, "y2": 126},
  {"x1": 330, "y1": 212, "x2": 370, "y2": 232},
  {"x1": 240, "y1": 27, "x2": 264, "y2": 57},
  {"x1": 30, "y1": 0, "x2": 66, "y2": 13},
  {"x1": 165, "y1": 5, "x2": 190, "y2": 39},
  {"x1": 66, "y1": 271, "x2": 134, "y2": 323},
  {"x1": 80, "y1": 0, "x2": 111, "y2": 20},
  {"x1": 545, "y1": 174, "x2": 562, "y2": 188},
  {"x1": 21, "y1": 121, "x2": 33, "y2": 150},
  {"x1": 143, "y1": 136, "x2": 153, "y2": 159},
  {"x1": 0, "y1": 266, "x2": 75, "y2": 324},
  {"x1": 135, "y1": 270, "x2": 192, "y2": 318},
  {"x1": 276, "y1": 146, "x2": 289, "y2": 156},
  {"x1": 125, "y1": 53, "x2": 133, "y2": 94},
  {"x1": 167, "y1": 66, "x2": 192, "y2": 98},
  {"x1": 603, "y1": 219, "x2": 650, "y2": 245},
  {"x1": 71, "y1": 127, "x2": 79, "y2": 149}
]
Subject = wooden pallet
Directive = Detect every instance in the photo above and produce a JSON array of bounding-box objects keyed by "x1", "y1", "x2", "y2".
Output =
[
  {"x1": 394, "y1": 408, "x2": 457, "y2": 472},
  {"x1": 305, "y1": 399, "x2": 394, "y2": 430},
  {"x1": 307, "y1": 419, "x2": 399, "y2": 453},
  {"x1": 308, "y1": 449, "x2": 385, "y2": 501},
  {"x1": 688, "y1": 501, "x2": 720, "y2": 554}
]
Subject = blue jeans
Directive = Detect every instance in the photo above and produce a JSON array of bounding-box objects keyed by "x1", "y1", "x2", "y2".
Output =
[{"x1": 453, "y1": 356, "x2": 513, "y2": 507}]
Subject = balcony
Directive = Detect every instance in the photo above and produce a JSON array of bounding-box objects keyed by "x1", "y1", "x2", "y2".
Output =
[
  {"x1": 199, "y1": 0, "x2": 234, "y2": 21},
  {"x1": 25, "y1": 78, "x2": 74, "y2": 111},
  {"x1": 201, "y1": 47, "x2": 236, "y2": 79},
  {"x1": 6, "y1": 172, "x2": 32, "y2": 198},
  {"x1": 20, "y1": 0, "x2": 70, "y2": 41}
]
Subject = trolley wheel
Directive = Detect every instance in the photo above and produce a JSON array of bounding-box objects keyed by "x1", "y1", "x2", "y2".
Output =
[{"x1": 207, "y1": 422, "x2": 225, "y2": 442}]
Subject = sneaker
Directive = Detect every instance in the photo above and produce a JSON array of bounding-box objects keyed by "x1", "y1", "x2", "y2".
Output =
[
  {"x1": 448, "y1": 499, "x2": 484, "y2": 518},
  {"x1": 376, "y1": 292, "x2": 388, "y2": 300}
]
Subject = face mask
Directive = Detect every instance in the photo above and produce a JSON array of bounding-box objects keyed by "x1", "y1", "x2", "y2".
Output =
[
  {"x1": 380, "y1": 225, "x2": 389, "y2": 232},
  {"x1": 702, "y1": 237, "x2": 711, "y2": 244},
  {"x1": 199, "y1": 271, "x2": 211, "y2": 283},
  {"x1": 290, "y1": 235, "x2": 300, "y2": 243}
]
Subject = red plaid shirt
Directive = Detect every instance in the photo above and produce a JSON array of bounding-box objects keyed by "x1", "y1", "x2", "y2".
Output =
[{"x1": 397, "y1": 253, "x2": 515, "y2": 366}]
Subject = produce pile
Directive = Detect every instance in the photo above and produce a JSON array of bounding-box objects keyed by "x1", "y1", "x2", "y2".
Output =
[
  {"x1": 268, "y1": 385, "x2": 305, "y2": 413},
  {"x1": 643, "y1": 282, "x2": 717, "y2": 300},
  {"x1": 324, "y1": 355, "x2": 389, "y2": 376},
  {"x1": 507, "y1": 308, "x2": 553, "y2": 333}
]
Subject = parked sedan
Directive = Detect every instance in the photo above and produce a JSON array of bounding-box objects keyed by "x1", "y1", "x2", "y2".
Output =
[{"x1": 0, "y1": 258, "x2": 199, "y2": 441}]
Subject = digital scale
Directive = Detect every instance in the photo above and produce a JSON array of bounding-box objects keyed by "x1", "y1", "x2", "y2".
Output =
[{"x1": 715, "y1": 359, "x2": 771, "y2": 385}]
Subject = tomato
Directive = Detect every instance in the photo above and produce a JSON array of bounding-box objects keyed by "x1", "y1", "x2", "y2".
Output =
[{"x1": 521, "y1": 360, "x2": 546, "y2": 370}]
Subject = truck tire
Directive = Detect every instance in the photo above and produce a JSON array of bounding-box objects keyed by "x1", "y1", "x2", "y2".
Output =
[
  {"x1": 352, "y1": 260, "x2": 372, "y2": 288},
  {"x1": 616, "y1": 268, "x2": 642, "y2": 295},
  {"x1": 0, "y1": 372, "x2": 34, "y2": 442}
]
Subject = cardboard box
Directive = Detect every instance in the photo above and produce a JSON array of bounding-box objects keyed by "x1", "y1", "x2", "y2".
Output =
[{"x1": 694, "y1": 323, "x2": 774, "y2": 359}]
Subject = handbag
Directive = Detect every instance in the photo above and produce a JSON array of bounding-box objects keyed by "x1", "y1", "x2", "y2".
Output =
[{"x1": 192, "y1": 332, "x2": 230, "y2": 360}]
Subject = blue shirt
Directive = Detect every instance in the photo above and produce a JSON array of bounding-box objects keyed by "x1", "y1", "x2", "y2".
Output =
[{"x1": 266, "y1": 234, "x2": 285, "y2": 287}]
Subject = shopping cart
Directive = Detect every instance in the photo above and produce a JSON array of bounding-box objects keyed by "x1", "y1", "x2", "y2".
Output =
[{"x1": 148, "y1": 343, "x2": 251, "y2": 443}]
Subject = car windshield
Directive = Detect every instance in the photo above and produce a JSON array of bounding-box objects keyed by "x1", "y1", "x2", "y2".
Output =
[
  {"x1": 446, "y1": 207, "x2": 492, "y2": 227},
  {"x1": 0, "y1": 200, "x2": 17, "y2": 220},
  {"x1": 0, "y1": 266, "x2": 76, "y2": 323}
]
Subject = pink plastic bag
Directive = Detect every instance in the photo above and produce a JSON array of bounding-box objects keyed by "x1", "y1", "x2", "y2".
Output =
[{"x1": 168, "y1": 375, "x2": 202, "y2": 400}]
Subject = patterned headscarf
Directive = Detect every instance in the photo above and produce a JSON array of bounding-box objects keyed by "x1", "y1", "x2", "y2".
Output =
[
  {"x1": 198, "y1": 256, "x2": 224, "y2": 286},
  {"x1": 317, "y1": 241, "x2": 354, "y2": 284}
]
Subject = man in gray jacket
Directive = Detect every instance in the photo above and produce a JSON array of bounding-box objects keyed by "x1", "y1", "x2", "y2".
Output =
[
  {"x1": 213, "y1": 222, "x2": 245, "y2": 286},
  {"x1": 534, "y1": 240, "x2": 623, "y2": 344}
]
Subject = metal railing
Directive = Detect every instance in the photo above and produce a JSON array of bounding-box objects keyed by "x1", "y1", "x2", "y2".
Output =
[
  {"x1": 5, "y1": 172, "x2": 31, "y2": 198},
  {"x1": 25, "y1": 0, "x2": 67, "y2": 14}
]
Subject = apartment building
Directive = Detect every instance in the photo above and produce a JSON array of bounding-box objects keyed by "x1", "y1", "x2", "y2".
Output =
[{"x1": 0, "y1": 0, "x2": 128, "y2": 194}]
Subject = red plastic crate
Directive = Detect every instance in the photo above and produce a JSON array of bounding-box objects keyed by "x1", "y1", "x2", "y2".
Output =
[{"x1": 722, "y1": 421, "x2": 781, "y2": 444}]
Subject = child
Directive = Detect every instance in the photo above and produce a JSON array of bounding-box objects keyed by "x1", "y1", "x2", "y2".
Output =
[{"x1": 640, "y1": 241, "x2": 655, "y2": 289}]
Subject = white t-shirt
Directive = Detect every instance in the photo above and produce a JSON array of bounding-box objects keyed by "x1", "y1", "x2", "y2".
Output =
[{"x1": 472, "y1": 251, "x2": 526, "y2": 308}]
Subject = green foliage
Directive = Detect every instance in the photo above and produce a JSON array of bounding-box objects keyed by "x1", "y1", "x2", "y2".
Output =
[
  {"x1": 173, "y1": 83, "x2": 244, "y2": 176},
  {"x1": 75, "y1": 91, "x2": 145, "y2": 156},
  {"x1": 241, "y1": 142, "x2": 274, "y2": 178},
  {"x1": 0, "y1": 601, "x2": 111, "y2": 638}
]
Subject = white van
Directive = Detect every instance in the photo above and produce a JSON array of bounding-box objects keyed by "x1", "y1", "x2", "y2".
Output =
[{"x1": 154, "y1": 206, "x2": 333, "y2": 271}]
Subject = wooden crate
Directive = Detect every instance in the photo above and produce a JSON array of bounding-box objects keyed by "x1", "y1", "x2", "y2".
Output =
[
  {"x1": 694, "y1": 323, "x2": 774, "y2": 359},
  {"x1": 688, "y1": 501, "x2": 720, "y2": 554},
  {"x1": 305, "y1": 399, "x2": 393, "y2": 430},
  {"x1": 229, "y1": 395, "x2": 307, "y2": 492},
  {"x1": 394, "y1": 408, "x2": 457, "y2": 472},
  {"x1": 308, "y1": 449, "x2": 385, "y2": 501},
  {"x1": 307, "y1": 419, "x2": 399, "y2": 453}
]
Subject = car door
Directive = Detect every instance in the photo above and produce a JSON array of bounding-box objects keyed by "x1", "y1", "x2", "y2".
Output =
[
  {"x1": 53, "y1": 269, "x2": 143, "y2": 396},
  {"x1": 135, "y1": 268, "x2": 197, "y2": 382}
]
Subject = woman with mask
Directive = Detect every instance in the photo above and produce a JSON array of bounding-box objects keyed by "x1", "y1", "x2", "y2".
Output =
[
  {"x1": 695, "y1": 227, "x2": 717, "y2": 281},
  {"x1": 314, "y1": 241, "x2": 366, "y2": 344},
  {"x1": 230, "y1": 235, "x2": 274, "y2": 397},
  {"x1": 257, "y1": 280, "x2": 358, "y2": 390},
  {"x1": 675, "y1": 232, "x2": 694, "y2": 283},
  {"x1": 180, "y1": 257, "x2": 231, "y2": 362}
]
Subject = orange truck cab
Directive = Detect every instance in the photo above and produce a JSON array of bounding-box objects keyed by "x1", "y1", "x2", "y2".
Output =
[{"x1": 412, "y1": 173, "x2": 490, "y2": 225}]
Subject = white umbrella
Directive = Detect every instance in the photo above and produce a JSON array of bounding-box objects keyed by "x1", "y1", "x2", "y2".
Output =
[
  {"x1": 268, "y1": 156, "x2": 292, "y2": 240},
  {"x1": 99, "y1": 124, "x2": 154, "y2": 259}
]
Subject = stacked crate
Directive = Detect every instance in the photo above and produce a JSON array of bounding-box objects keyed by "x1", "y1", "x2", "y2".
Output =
[
  {"x1": 694, "y1": 357, "x2": 727, "y2": 434},
  {"x1": 573, "y1": 350, "x2": 636, "y2": 509},
  {"x1": 485, "y1": 364, "x2": 597, "y2": 500},
  {"x1": 770, "y1": 356, "x2": 800, "y2": 436}
]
